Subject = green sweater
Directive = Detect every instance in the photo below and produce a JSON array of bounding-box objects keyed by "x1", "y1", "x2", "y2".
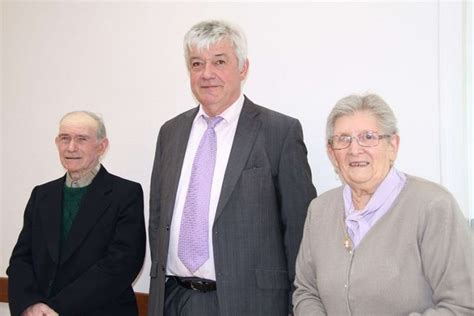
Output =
[
  {"x1": 61, "y1": 185, "x2": 88, "y2": 243},
  {"x1": 294, "y1": 175, "x2": 473, "y2": 315}
]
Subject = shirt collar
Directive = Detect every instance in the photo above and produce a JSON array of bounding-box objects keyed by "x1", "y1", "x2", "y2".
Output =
[
  {"x1": 65, "y1": 164, "x2": 101, "y2": 188},
  {"x1": 343, "y1": 167, "x2": 407, "y2": 217},
  {"x1": 195, "y1": 93, "x2": 245, "y2": 126}
]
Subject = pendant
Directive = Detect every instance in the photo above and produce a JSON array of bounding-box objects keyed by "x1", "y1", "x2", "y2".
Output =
[{"x1": 344, "y1": 237, "x2": 351, "y2": 251}]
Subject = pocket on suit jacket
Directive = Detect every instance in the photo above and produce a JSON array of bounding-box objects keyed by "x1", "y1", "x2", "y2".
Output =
[
  {"x1": 241, "y1": 166, "x2": 270, "y2": 177},
  {"x1": 255, "y1": 269, "x2": 290, "y2": 290}
]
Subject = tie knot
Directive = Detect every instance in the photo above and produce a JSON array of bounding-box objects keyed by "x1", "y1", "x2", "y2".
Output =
[{"x1": 204, "y1": 116, "x2": 223, "y2": 129}]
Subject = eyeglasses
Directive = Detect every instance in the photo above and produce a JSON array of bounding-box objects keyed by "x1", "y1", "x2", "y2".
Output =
[{"x1": 328, "y1": 131, "x2": 392, "y2": 150}]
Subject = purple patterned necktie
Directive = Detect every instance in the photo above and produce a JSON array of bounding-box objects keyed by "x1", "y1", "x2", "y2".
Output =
[{"x1": 178, "y1": 115, "x2": 223, "y2": 273}]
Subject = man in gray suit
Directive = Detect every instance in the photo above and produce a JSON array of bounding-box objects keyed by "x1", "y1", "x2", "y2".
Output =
[{"x1": 148, "y1": 20, "x2": 316, "y2": 316}]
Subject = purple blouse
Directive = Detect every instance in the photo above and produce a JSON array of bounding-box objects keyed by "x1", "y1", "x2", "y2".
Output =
[{"x1": 343, "y1": 167, "x2": 407, "y2": 248}]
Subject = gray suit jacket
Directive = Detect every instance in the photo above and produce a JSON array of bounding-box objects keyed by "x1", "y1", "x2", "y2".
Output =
[{"x1": 148, "y1": 97, "x2": 316, "y2": 315}]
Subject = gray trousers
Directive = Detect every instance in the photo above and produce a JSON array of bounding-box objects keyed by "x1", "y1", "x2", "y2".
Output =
[{"x1": 164, "y1": 278, "x2": 219, "y2": 316}]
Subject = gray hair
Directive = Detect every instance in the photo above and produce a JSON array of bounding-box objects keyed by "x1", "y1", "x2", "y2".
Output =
[
  {"x1": 60, "y1": 111, "x2": 107, "y2": 139},
  {"x1": 326, "y1": 93, "x2": 398, "y2": 141},
  {"x1": 184, "y1": 20, "x2": 248, "y2": 71}
]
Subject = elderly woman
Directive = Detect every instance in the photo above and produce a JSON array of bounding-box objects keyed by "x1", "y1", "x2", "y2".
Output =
[{"x1": 293, "y1": 94, "x2": 473, "y2": 315}]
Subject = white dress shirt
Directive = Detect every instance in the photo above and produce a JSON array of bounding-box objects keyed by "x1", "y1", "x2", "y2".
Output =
[{"x1": 166, "y1": 94, "x2": 244, "y2": 280}]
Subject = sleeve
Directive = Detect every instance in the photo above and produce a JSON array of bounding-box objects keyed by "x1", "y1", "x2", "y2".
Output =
[
  {"x1": 46, "y1": 183, "x2": 146, "y2": 314},
  {"x1": 149, "y1": 127, "x2": 163, "y2": 265},
  {"x1": 410, "y1": 192, "x2": 474, "y2": 315},
  {"x1": 277, "y1": 119, "x2": 317, "y2": 313},
  {"x1": 292, "y1": 203, "x2": 327, "y2": 315},
  {"x1": 7, "y1": 187, "x2": 46, "y2": 316}
]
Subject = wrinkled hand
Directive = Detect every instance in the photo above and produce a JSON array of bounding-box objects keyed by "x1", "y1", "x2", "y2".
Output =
[{"x1": 22, "y1": 303, "x2": 58, "y2": 316}]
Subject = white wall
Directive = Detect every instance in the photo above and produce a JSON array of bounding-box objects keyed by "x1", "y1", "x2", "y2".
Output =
[
  {"x1": 438, "y1": 2, "x2": 469, "y2": 224},
  {"x1": 467, "y1": 0, "x2": 474, "y2": 225},
  {"x1": 0, "y1": 0, "x2": 3, "y2": 276},
  {"x1": 1, "y1": 2, "x2": 468, "y2": 293}
]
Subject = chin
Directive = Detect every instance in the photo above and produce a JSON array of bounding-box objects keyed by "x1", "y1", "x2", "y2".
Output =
[
  {"x1": 348, "y1": 175, "x2": 373, "y2": 185},
  {"x1": 200, "y1": 96, "x2": 220, "y2": 105}
]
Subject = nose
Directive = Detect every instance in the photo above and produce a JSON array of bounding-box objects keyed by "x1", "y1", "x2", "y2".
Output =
[
  {"x1": 202, "y1": 62, "x2": 216, "y2": 79},
  {"x1": 348, "y1": 136, "x2": 362, "y2": 154},
  {"x1": 66, "y1": 139, "x2": 77, "y2": 151}
]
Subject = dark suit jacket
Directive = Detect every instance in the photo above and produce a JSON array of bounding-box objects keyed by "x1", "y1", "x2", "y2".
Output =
[
  {"x1": 7, "y1": 165, "x2": 146, "y2": 316},
  {"x1": 148, "y1": 97, "x2": 317, "y2": 315}
]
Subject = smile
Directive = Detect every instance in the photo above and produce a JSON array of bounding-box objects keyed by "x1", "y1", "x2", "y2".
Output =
[{"x1": 349, "y1": 161, "x2": 369, "y2": 167}]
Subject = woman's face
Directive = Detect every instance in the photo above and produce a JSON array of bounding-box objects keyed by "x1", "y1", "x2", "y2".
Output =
[{"x1": 328, "y1": 111, "x2": 399, "y2": 194}]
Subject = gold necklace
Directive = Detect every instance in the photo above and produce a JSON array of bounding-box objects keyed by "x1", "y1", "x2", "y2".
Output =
[{"x1": 341, "y1": 214, "x2": 353, "y2": 252}]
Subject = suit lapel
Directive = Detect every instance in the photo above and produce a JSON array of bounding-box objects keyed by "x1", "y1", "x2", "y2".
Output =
[
  {"x1": 40, "y1": 177, "x2": 65, "y2": 264},
  {"x1": 162, "y1": 108, "x2": 198, "y2": 225},
  {"x1": 60, "y1": 166, "x2": 112, "y2": 265},
  {"x1": 215, "y1": 97, "x2": 261, "y2": 221}
]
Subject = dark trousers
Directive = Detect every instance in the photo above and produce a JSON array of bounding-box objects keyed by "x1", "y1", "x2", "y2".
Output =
[{"x1": 164, "y1": 277, "x2": 219, "y2": 316}]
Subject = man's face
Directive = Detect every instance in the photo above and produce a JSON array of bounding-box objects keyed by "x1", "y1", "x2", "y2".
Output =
[
  {"x1": 55, "y1": 113, "x2": 108, "y2": 178},
  {"x1": 188, "y1": 40, "x2": 248, "y2": 116}
]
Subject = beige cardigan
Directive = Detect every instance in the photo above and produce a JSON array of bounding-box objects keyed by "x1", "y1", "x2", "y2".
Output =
[{"x1": 293, "y1": 175, "x2": 473, "y2": 315}]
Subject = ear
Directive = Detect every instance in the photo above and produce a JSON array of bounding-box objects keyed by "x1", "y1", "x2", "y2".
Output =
[
  {"x1": 388, "y1": 134, "x2": 400, "y2": 162},
  {"x1": 239, "y1": 59, "x2": 249, "y2": 80},
  {"x1": 98, "y1": 137, "x2": 109, "y2": 156}
]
